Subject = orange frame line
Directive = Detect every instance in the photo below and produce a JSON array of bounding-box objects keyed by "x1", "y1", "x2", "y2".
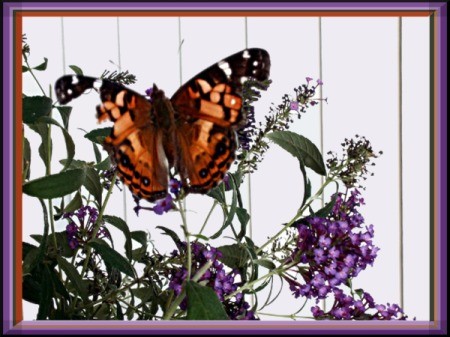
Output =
[{"x1": 14, "y1": 8, "x2": 439, "y2": 329}]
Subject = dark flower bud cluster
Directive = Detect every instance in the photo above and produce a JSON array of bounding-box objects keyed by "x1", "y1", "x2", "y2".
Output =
[
  {"x1": 237, "y1": 77, "x2": 323, "y2": 174},
  {"x1": 311, "y1": 288, "x2": 408, "y2": 320},
  {"x1": 100, "y1": 166, "x2": 122, "y2": 191},
  {"x1": 283, "y1": 189, "x2": 379, "y2": 300},
  {"x1": 100, "y1": 69, "x2": 137, "y2": 85},
  {"x1": 327, "y1": 135, "x2": 382, "y2": 189},
  {"x1": 63, "y1": 205, "x2": 108, "y2": 250},
  {"x1": 168, "y1": 242, "x2": 257, "y2": 320}
]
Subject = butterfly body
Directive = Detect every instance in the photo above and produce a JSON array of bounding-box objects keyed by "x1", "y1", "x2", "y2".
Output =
[{"x1": 55, "y1": 48, "x2": 270, "y2": 202}]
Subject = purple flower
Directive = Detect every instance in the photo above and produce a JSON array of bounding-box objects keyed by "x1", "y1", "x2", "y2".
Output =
[
  {"x1": 153, "y1": 194, "x2": 175, "y2": 215},
  {"x1": 169, "y1": 178, "x2": 182, "y2": 196},
  {"x1": 290, "y1": 101, "x2": 299, "y2": 111},
  {"x1": 306, "y1": 77, "x2": 313, "y2": 83},
  {"x1": 68, "y1": 237, "x2": 79, "y2": 250},
  {"x1": 145, "y1": 87, "x2": 153, "y2": 97},
  {"x1": 168, "y1": 242, "x2": 258, "y2": 320},
  {"x1": 317, "y1": 79, "x2": 323, "y2": 85}
]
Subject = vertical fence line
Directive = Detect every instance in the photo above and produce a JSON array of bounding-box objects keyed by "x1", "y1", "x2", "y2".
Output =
[
  {"x1": 178, "y1": 17, "x2": 183, "y2": 87},
  {"x1": 244, "y1": 17, "x2": 253, "y2": 241},
  {"x1": 60, "y1": 17, "x2": 66, "y2": 73},
  {"x1": 398, "y1": 16, "x2": 405, "y2": 310},
  {"x1": 318, "y1": 16, "x2": 326, "y2": 313}
]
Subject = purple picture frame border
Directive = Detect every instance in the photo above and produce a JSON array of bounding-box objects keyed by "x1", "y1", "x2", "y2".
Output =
[{"x1": 3, "y1": 1, "x2": 447, "y2": 335}]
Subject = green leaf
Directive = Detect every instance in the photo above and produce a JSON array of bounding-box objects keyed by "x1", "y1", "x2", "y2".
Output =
[
  {"x1": 36, "y1": 116, "x2": 76, "y2": 171},
  {"x1": 254, "y1": 258, "x2": 276, "y2": 270},
  {"x1": 210, "y1": 176, "x2": 237, "y2": 239},
  {"x1": 37, "y1": 266, "x2": 53, "y2": 320},
  {"x1": 94, "y1": 157, "x2": 111, "y2": 171},
  {"x1": 186, "y1": 281, "x2": 229, "y2": 320},
  {"x1": 59, "y1": 158, "x2": 87, "y2": 169},
  {"x1": 56, "y1": 106, "x2": 72, "y2": 130},
  {"x1": 267, "y1": 131, "x2": 326, "y2": 176},
  {"x1": 23, "y1": 135, "x2": 31, "y2": 181},
  {"x1": 56, "y1": 256, "x2": 88, "y2": 301},
  {"x1": 236, "y1": 207, "x2": 250, "y2": 240},
  {"x1": 84, "y1": 127, "x2": 112, "y2": 144},
  {"x1": 31, "y1": 231, "x2": 75, "y2": 258},
  {"x1": 218, "y1": 244, "x2": 250, "y2": 269},
  {"x1": 87, "y1": 238, "x2": 135, "y2": 278},
  {"x1": 156, "y1": 226, "x2": 182, "y2": 248},
  {"x1": 23, "y1": 246, "x2": 39, "y2": 276},
  {"x1": 28, "y1": 122, "x2": 51, "y2": 170},
  {"x1": 207, "y1": 184, "x2": 226, "y2": 204},
  {"x1": 83, "y1": 168, "x2": 103, "y2": 207},
  {"x1": 23, "y1": 168, "x2": 86, "y2": 199},
  {"x1": 93, "y1": 143, "x2": 102, "y2": 164},
  {"x1": 313, "y1": 194, "x2": 337, "y2": 218},
  {"x1": 33, "y1": 57, "x2": 48, "y2": 71},
  {"x1": 23, "y1": 96, "x2": 52, "y2": 124},
  {"x1": 130, "y1": 287, "x2": 154, "y2": 303},
  {"x1": 23, "y1": 65, "x2": 30, "y2": 73},
  {"x1": 63, "y1": 191, "x2": 83, "y2": 214},
  {"x1": 103, "y1": 215, "x2": 132, "y2": 261},
  {"x1": 130, "y1": 231, "x2": 148, "y2": 247},
  {"x1": 69, "y1": 65, "x2": 83, "y2": 75}
]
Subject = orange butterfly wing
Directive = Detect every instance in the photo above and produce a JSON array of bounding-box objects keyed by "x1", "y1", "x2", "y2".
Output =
[
  {"x1": 170, "y1": 48, "x2": 270, "y2": 193},
  {"x1": 55, "y1": 76, "x2": 169, "y2": 202}
]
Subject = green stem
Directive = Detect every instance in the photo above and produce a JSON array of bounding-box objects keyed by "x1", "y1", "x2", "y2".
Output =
[
  {"x1": 256, "y1": 173, "x2": 337, "y2": 255},
  {"x1": 195, "y1": 200, "x2": 217, "y2": 240},
  {"x1": 24, "y1": 58, "x2": 46, "y2": 96},
  {"x1": 162, "y1": 260, "x2": 213, "y2": 320},
  {"x1": 177, "y1": 200, "x2": 192, "y2": 280},
  {"x1": 80, "y1": 172, "x2": 118, "y2": 277},
  {"x1": 225, "y1": 260, "x2": 297, "y2": 300}
]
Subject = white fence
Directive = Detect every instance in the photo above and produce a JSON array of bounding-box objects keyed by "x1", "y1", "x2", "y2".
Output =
[{"x1": 22, "y1": 15, "x2": 430, "y2": 320}]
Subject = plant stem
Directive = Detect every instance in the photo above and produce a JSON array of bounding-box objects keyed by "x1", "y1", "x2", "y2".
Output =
[
  {"x1": 24, "y1": 58, "x2": 46, "y2": 96},
  {"x1": 177, "y1": 200, "x2": 192, "y2": 280},
  {"x1": 196, "y1": 200, "x2": 217, "y2": 240},
  {"x1": 255, "y1": 173, "x2": 337, "y2": 255},
  {"x1": 162, "y1": 260, "x2": 213, "y2": 320}
]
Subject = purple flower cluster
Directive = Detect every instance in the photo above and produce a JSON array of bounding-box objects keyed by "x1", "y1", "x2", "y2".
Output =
[
  {"x1": 284, "y1": 189, "x2": 380, "y2": 300},
  {"x1": 311, "y1": 288, "x2": 407, "y2": 320},
  {"x1": 168, "y1": 242, "x2": 257, "y2": 320},
  {"x1": 289, "y1": 77, "x2": 325, "y2": 115},
  {"x1": 63, "y1": 205, "x2": 107, "y2": 249}
]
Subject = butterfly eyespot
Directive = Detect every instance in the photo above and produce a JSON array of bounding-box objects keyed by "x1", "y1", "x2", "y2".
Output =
[
  {"x1": 216, "y1": 142, "x2": 227, "y2": 156},
  {"x1": 199, "y1": 169, "x2": 208, "y2": 178},
  {"x1": 143, "y1": 177, "x2": 151, "y2": 186},
  {"x1": 120, "y1": 154, "x2": 130, "y2": 167}
]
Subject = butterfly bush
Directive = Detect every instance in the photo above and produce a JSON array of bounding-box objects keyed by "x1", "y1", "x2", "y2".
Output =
[{"x1": 21, "y1": 39, "x2": 408, "y2": 322}]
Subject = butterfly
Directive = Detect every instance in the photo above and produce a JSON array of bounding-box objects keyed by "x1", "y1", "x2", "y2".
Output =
[{"x1": 55, "y1": 48, "x2": 270, "y2": 202}]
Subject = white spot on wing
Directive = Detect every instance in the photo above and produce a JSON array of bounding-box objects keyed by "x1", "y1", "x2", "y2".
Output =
[
  {"x1": 67, "y1": 89, "x2": 72, "y2": 95},
  {"x1": 253, "y1": 60, "x2": 259, "y2": 66},
  {"x1": 93, "y1": 80, "x2": 102, "y2": 90},
  {"x1": 243, "y1": 50, "x2": 251, "y2": 59},
  {"x1": 218, "y1": 60, "x2": 232, "y2": 77},
  {"x1": 240, "y1": 76, "x2": 248, "y2": 84},
  {"x1": 230, "y1": 98, "x2": 236, "y2": 105},
  {"x1": 71, "y1": 76, "x2": 79, "y2": 85}
]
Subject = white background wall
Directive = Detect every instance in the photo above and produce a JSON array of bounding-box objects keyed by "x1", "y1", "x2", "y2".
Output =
[{"x1": 22, "y1": 15, "x2": 430, "y2": 321}]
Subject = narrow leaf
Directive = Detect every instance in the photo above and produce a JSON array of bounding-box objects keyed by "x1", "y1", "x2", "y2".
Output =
[
  {"x1": 56, "y1": 256, "x2": 88, "y2": 301},
  {"x1": 33, "y1": 57, "x2": 48, "y2": 71},
  {"x1": 88, "y1": 239, "x2": 135, "y2": 278},
  {"x1": 254, "y1": 259, "x2": 276, "y2": 270},
  {"x1": 210, "y1": 177, "x2": 237, "y2": 239},
  {"x1": 186, "y1": 281, "x2": 229, "y2": 320},
  {"x1": 84, "y1": 127, "x2": 112, "y2": 145},
  {"x1": 103, "y1": 215, "x2": 132, "y2": 261},
  {"x1": 267, "y1": 131, "x2": 326, "y2": 176},
  {"x1": 130, "y1": 231, "x2": 148, "y2": 247},
  {"x1": 37, "y1": 266, "x2": 53, "y2": 320},
  {"x1": 69, "y1": 65, "x2": 83, "y2": 75},
  {"x1": 83, "y1": 168, "x2": 103, "y2": 207},
  {"x1": 23, "y1": 135, "x2": 31, "y2": 181},
  {"x1": 94, "y1": 157, "x2": 111, "y2": 171},
  {"x1": 23, "y1": 168, "x2": 86, "y2": 199},
  {"x1": 63, "y1": 191, "x2": 83, "y2": 214},
  {"x1": 56, "y1": 106, "x2": 72, "y2": 130},
  {"x1": 313, "y1": 194, "x2": 337, "y2": 218},
  {"x1": 156, "y1": 226, "x2": 182, "y2": 248}
]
